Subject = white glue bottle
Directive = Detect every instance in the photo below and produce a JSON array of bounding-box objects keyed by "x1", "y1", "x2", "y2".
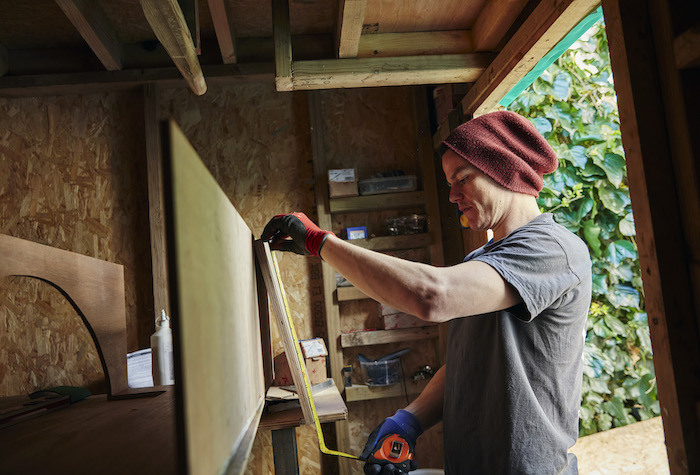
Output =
[{"x1": 151, "y1": 309, "x2": 174, "y2": 386}]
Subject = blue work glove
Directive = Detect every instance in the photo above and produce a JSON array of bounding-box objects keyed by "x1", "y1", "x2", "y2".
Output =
[
  {"x1": 360, "y1": 409, "x2": 422, "y2": 475},
  {"x1": 261, "y1": 212, "x2": 334, "y2": 257}
]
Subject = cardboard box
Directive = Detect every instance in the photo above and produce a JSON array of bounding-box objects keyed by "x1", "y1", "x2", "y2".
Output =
[
  {"x1": 328, "y1": 168, "x2": 359, "y2": 198},
  {"x1": 273, "y1": 338, "x2": 328, "y2": 386},
  {"x1": 381, "y1": 304, "x2": 437, "y2": 330}
]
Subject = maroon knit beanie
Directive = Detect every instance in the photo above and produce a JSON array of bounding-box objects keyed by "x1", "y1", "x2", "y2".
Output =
[{"x1": 441, "y1": 111, "x2": 558, "y2": 196}]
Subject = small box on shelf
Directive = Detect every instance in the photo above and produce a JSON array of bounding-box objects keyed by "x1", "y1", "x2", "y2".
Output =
[
  {"x1": 328, "y1": 168, "x2": 359, "y2": 198},
  {"x1": 273, "y1": 338, "x2": 328, "y2": 386}
]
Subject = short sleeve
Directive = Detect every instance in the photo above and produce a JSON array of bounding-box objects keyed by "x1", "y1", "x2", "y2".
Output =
[{"x1": 469, "y1": 224, "x2": 587, "y2": 321}]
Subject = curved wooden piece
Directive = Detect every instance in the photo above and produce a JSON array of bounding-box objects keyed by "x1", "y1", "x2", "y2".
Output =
[{"x1": 0, "y1": 234, "x2": 127, "y2": 396}]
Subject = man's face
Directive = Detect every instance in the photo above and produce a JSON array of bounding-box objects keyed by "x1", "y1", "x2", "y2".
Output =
[{"x1": 441, "y1": 149, "x2": 509, "y2": 231}]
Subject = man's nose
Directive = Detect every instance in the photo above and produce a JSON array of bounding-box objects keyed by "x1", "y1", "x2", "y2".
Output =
[{"x1": 448, "y1": 186, "x2": 459, "y2": 203}]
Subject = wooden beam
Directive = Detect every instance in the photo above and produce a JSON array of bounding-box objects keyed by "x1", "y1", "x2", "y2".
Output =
[
  {"x1": 673, "y1": 23, "x2": 700, "y2": 70},
  {"x1": 139, "y1": 0, "x2": 206, "y2": 95},
  {"x1": 143, "y1": 84, "x2": 170, "y2": 321},
  {"x1": 55, "y1": 0, "x2": 123, "y2": 71},
  {"x1": 473, "y1": 0, "x2": 530, "y2": 51},
  {"x1": 357, "y1": 30, "x2": 474, "y2": 58},
  {"x1": 272, "y1": 0, "x2": 293, "y2": 91},
  {"x1": 336, "y1": 0, "x2": 367, "y2": 58},
  {"x1": 291, "y1": 53, "x2": 493, "y2": 90},
  {"x1": 461, "y1": 0, "x2": 600, "y2": 116},
  {"x1": 602, "y1": 0, "x2": 699, "y2": 471},
  {"x1": 0, "y1": 63, "x2": 272, "y2": 97},
  {"x1": 340, "y1": 327, "x2": 438, "y2": 348},
  {"x1": 207, "y1": 0, "x2": 237, "y2": 63},
  {"x1": 329, "y1": 191, "x2": 425, "y2": 214},
  {"x1": 0, "y1": 44, "x2": 7, "y2": 77}
]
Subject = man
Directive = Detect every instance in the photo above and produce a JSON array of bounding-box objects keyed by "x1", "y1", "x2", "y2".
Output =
[{"x1": 262, "y1": 111, "x2": 592, "y2": 474}]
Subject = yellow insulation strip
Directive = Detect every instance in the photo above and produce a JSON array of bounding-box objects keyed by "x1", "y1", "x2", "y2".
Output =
[{"x1": 271, "y1": 252, "x2": 359, "y2": 460}]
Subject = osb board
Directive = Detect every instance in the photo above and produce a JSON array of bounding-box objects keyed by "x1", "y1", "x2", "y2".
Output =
[
  {"x1": 0, "y1": 276, "x2": 105, "y2": 396},
  {"x1": 363, "y1": 0, "x2": 486, "y2": 33},
  {"x1": 0, "y1": 92, "x2": 153, "y2": 395},
  {"x1": 570, "y1": 417, "x2": 669, "y2": 474},
  {"x1": 163, "y1": 119, "x2": 265, "y2": 475}
]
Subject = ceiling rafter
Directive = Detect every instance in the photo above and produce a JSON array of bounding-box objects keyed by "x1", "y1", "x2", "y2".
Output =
[
  {"x1": 207, "y1": 0, "x2": 238, "y2": 63},
  {"x1": 55, "y1": 0, "x2": 123, "y2": 71},
  {"x1": 472, "y1": 0, "x2": 530, "y2": 51},
  {"x1": 273, "y1": 0, "x2": 491, "y2": 91},
  {"x1": 460, "y1": 0, "x2": 600, "y2": 116},
  {"x1": 357, "y1": 31, "x2": 474, "y2": 58},
  {"x1": 139, "y1": 0, "x2": 207, "y2": 95},
  {"x1": 336, "y1": 0, "x2": 367, "y2": 58}
]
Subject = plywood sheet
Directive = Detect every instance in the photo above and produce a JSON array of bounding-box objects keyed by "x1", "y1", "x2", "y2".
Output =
[
  {"x1": 363, "y1": 0, "x2": 486, "y2": 33},
  {"x1": 163, "y1": 119, "x2": 265, "y2": 475},
  {"x1": 0, "y1": 233, "x2": 127, "y2": 396}
]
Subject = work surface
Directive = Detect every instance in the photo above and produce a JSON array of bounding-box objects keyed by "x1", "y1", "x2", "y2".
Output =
[{"x1": 0, "y1": 384, "x2": 347, "y2": 474}]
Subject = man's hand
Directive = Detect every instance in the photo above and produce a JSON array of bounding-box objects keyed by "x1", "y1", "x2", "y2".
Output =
[
  {"x1": 261, "y1": 212, "x2": 333, "y2": 257},
  {"x1": 360, "y1": 409, "x2": 422, "y2": 474}
]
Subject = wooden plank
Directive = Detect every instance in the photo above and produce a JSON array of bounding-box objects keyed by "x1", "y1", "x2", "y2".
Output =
[
  {"x1": 357, "y1": 30, "x2": 474, "y2": 58},
  {"x1": 0, "y1": 234, "x2": 127, "y2": 396},
  {"x1": 207, "y1": 0, "x2": 238, "y2": 63},
  {"x1": 0, "y1": 391, "x2": 178, "y2": 473},
  {"x1": 602, "y1": 0, "x2": 697, "y2": 472},
  {"x1": 340, "y1": 327, "x2": 439, "y2": 348},
  {"x1": 345, "y1": 379, "x2": 429, "y2": 402},
  {"x1": 472, "y1": 0, "x2": 530, "y2": 51},
  {"x1": 347, "y1": 233, "x2": 432, "y2": 251},
  {"x1": 337, "y1": 285, "x2": 369, "y2": 301},
  {"x1": 674, "y1": 23, "x2": 700, "y2": 70},
  {"x1": 329, "y1": 191, "x2": 425, "y2": 214},
  {"x1": 336, "y1": 0, "x2": 367, "y2": 58},
  {"x1": 259, "y1": 385, "x2": 348, "y2": 430},
  {"x1": 292, "y1": 53, "x2": 493, "y2": 90},
  {"x1": 272, "y1": 0, "x2": 293, "y2": 91},
  {"x1": 139, "y1": 0, "x2": 207, "y2": 95},
  {"x1": 460, "y1": 0, "x2": 600, "y2": 116},
  {"x1": 0, "y1": 63, "x2": 273, "y2": 97},
  {"x1": 143, "y1": 84, "x2": 170, "y2": 322},
  {"x1": 363, "y1": 0, "x2": 482, "y2": 33},
  {"x1": 55, "y1": 0, "x2": 123, "y2": 71},
  {"x1": 0, "y1": 43, "x2": 8, "y2": 77},
  {"x1": 162, "y1": 120, "x2": 264, "y2": 475},
  {"x1": 254, "y1": 240, "x2": 315, "y2": 425}
]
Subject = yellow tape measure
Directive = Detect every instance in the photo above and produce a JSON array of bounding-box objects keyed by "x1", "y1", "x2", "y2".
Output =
[{"x1": 271, "y1": 252, "x2": 359, "y2": 460}]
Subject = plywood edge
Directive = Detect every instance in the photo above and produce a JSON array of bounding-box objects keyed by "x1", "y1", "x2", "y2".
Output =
[{"x1": 223, "y1": 397, "x2": 265, "y2": 475}]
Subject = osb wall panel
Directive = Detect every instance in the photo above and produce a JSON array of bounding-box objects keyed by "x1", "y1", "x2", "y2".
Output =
[
  {"x1": 0, "y1": 92, "x2": 153, "y2": 397},
  {"x1": 0, "y1": 277, "x2": 106, "y2": 396}
]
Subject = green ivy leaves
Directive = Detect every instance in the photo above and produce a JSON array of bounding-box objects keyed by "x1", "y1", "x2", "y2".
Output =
[{"x1": 508, "y1": 19, "x2": 657, "y2": 436}]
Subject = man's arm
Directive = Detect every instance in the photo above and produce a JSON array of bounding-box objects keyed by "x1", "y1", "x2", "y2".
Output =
[
  {"x1": 320, "y1": 234, "x2": 520, "y2": 323},
  {"x1": 404, "y1": 365, "x2": 446, "y2": 430}
]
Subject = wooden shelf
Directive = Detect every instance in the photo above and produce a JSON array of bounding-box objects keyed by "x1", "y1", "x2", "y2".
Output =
[
  {"x1": 337, "y1": 285, "x2": 369, "y2": 301},
  {"x1": 341, "y1": 326, "x2": 439, "y2": 348},
  {"x1": 346, "y1": 233, "x2": 431, "y2": 251},
  {"x1": 329, "y1": 191, "x2": 425, "y2": 214},
  {"x1": 345, "y1": 379, "x2": 429, "y2": 402}
]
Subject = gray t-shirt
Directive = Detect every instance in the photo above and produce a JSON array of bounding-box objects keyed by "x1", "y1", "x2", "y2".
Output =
[{"x1": 443, "y1": 213, "x2": 592, "y2": 474}]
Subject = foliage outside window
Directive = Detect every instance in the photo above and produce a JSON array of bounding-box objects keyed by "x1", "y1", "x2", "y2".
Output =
[{"x1": 507, "y1": 20, "x2": 659, "y2": 436}]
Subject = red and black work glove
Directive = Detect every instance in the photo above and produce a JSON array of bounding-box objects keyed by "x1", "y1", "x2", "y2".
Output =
[
  {"x1": 261, "y1": 212, "x2": 334, "y2": 257},
  {"x1": 360, "y1": 409, "x2": 422, "y2": 475}
]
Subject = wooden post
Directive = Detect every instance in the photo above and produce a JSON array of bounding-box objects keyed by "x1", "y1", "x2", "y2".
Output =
[
  {"x1": 143, "y1": 84, "x2": 170, "y2": 321},
  {"x1": 602, "y1": 0, "x2": 700, "y2": 472}
]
